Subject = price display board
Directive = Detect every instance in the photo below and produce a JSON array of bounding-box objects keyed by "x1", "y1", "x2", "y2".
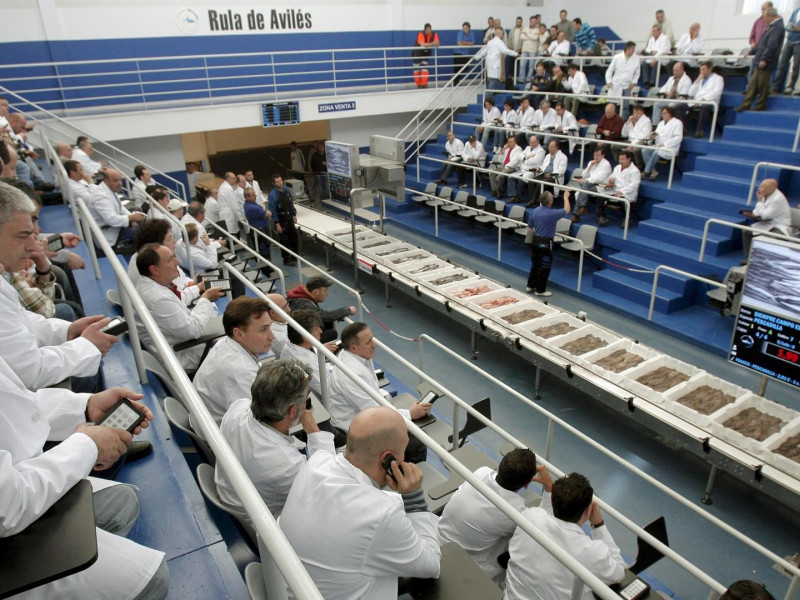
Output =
[
  {"x1": 261, "y1": 101, "x2": 300, "y2": 127},
  {"x1": 729, "y1": 237, "x2": 800, "y2": 389}
]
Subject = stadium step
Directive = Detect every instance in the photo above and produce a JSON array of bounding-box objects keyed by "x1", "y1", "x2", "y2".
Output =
[
  {"x1": 591, "y1": 269, "x2": 692, "y2": 314},
  {"x1": 637, "y1": 220, "x2": 739, "y2": 256},
  {"x1": 680, "y1": 171, "x2": 754, "y2": 198},
  {"x1": 649, "y1": 202, "x2": 745, "y2": 232},
  {"x1": 602, "y1": 252, "x2": 696, "y2": 294},
  {"x1": 722, "y1": 125, "x2": 796, "y2": 149}
]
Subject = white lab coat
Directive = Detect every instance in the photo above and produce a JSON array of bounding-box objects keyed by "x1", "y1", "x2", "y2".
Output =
[
  {"x1": 504, "y1": 493, "x2": 625, "y2": 600},
  {"x1": 87, "y1": 181, "x2": 132, "y2": 246},
  {"x1": 476, "y1": 37, "x2": 519, "y2": 79},
  {"x1": 518, "y1": 106, "x2": 536, "y2": 130},
  {"x1": 547, "y1": 39, "x2": 571, "y2": 64},
  {"x1": 659, "y1": 73, "x2": 693, "y2": 97},
  {"x1": 204, "y1": 196, "x2": 221, "y2": 223},
  {"x1": 0, "y1": 357, "x2": 164, "y2": 600},
  {"x1": 564, "y1": 70, "x2": 591, "y2": 94},
  {"x1": 519, "y1": 145, "x2": 546, "y2": 172},
  {"x1": 461, "y1": 141, "x2": 487, "y2": 166},
  {"x1": 533, "y1": 108, "x2": 558, "y2": 130},
  {"x1": 270, "y1": 321, "x2": 289, "y2": 358},
  {"x1": 622, "y1": 114, "x2": 653, "y2": 145},
  {"x1": 327, "y1": 350, "x2": 406, "y2": 431},
  {"x1": 482, "y1": 105, "x2": 502, "y2": 126},
  {"x1": 279, "y1": 450, "x2": 440, "y2": 600},
  {"x1": 445, "y1": 137, "x2": 465, "y2": 159},
  {"x1": 193, "y1": 336, "x2": 259, "y2": 425},
  {"x1": 675, "y1": 33, "x2": 704, "y2": 66},
  {"x1": 176, "y1": 239, "x2": 218, "y2": 273},
  {"x1": 496, "y1": 145, "x2": 524, "y2": 171},
  {"x1": 605, "y1": 52, "x2": 641, "y2": 96},
  {"x1": 653, "y1": 117, "x2": 683, "y2": 159},
  {"x1": 247, "y1": 179, "x2": 267, "y2": 206},
  {"x1": 643, "y1": 34, "x2": 671, "y2": 63},
  {"x1": 539, "y1": 150, "x2": 568, "y2": 179},
  {"x1": 127, "y1": 253, "x2": 199, "y2": 306},
  {"x1": 689, "y1": 72, "x2": 724, "y2": 105},
  {"x1": 135, "y1": 276, "x2": 219, "y2": 370},
  {"x1": 67, "y1": 178, "x2": 94, "y2": 205},
  {"x1": 0, "y1": 278, "x2": 100, "y2": 390},
  {"x1": 752, "y1": 189, "x2": 793, "y2": 235},
  {"x1": 215, "y1": 397, "x2": 334, "y2": 519},
  {"x1": 280, "y1": 343, "x2": 326, "y2": 399},
  {"x1": 438, "y1": 466, "x2": 526, "y2": 585},
  {"x1": 583, "y1": 158, "x2": 614, "y2": 184},
  {"x1": 502, "y1": 109, "x2": 518, "y2": 129},
  {"x1": 217, "y1": 180, "x2": 240, "y2": 234},
  {"x1": 132, "y1": 178, "x2": 148, "y2": 205},
  {"x1": 609, "y1": 164, "x2": 641, "y2": 203},
  {"x1": 71, "y1": 147, "x2": 102, "y2": 177}
]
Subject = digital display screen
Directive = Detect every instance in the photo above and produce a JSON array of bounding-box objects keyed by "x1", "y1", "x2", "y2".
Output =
[
  {"x1": 325, "y1": 141, "x2": 353, "y2": 177},
  {"x1": 261, "y1": 101, "x2": 300, "y2": 127},
  {"x1": 728, "y1": 238, "x2": 800, "y2": 389}
]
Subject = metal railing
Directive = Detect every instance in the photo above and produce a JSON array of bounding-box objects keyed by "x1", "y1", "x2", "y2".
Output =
[
  {"x1": 698, "y1": 219, "x2": 799, "y2": 263},
  {"x1": 2, "y1": 45, "x2": 480, "y2": 117},
  {"x1": 746, "y1": 161, "x2": 800, "y2": 205},
  {"x1": 647, "y1": 265, "x2": 726, "y2": 320},
  {"x1": 418, "y1": 334, "x2": 800, "y2": 600}
]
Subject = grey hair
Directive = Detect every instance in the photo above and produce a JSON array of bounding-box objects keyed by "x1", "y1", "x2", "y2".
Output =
[
  {"x1": 765, "y1": 7, "x2": 779, "y2": 16},
  {"x1": 250, "y1": 358, "x2": 312, "y2": 424},
  {"x1": 0, "y1": 181, "x2": 36, "y2": 227}
]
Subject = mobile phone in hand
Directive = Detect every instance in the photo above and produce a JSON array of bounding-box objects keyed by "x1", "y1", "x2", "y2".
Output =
[
  {"x1": 381, "y1": 453, "x2": 403, "y2": 483},
  {"x1": 95, "y1": 398, "x2": 146, "y2": 433}
]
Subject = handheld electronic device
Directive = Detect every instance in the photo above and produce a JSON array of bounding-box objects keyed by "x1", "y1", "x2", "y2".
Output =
[
  {"x1": 207, "y1": 279, "x2": 231, "y2": 292},
  {"x1": 619, "y1": 578, "x2": 650, "y2": 600},
  {"x1": 95, "y1": 398, "x2": 146, "y2": 434},
  {"x1": 199, "y1": 269, "x2": 221, "y2": 281},
  {"x1": 100, "y1": 317, "x2": 128, "y2": 336},
  {"x1": 46, "y1": 233, "x2": 64, "y2": 252},
  {"x1": 374, "y1": 368, "x2": 385, "y2": 379},
  {"x1": 419, "y1": 390, "x2": 440, "y2": 404},
  {"x1": 381, "y1": 453, "x2": 403, "y2": 483}
]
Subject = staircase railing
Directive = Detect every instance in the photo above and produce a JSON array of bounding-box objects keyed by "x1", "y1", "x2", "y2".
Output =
[{"x1": 746, "y1": 161, "x2": 800, "y2": 205}]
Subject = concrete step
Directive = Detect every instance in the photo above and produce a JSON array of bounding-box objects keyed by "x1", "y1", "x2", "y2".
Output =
[{"x1": 591, "y1": 269, "x2": 691, "y2": 314}]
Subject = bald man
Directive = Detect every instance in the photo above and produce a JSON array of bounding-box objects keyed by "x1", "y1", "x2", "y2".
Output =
[
  {"x1": 55, "y1": 141, "x2": 73, "y2": 163},
  {"x1": 740, "y1": 178, "x2": 792, "y2": 264},
  {"x1": 280, "y1": 407, "x2": 440, "y2": 599},
  {"x1": 266, "y1": 293, "x2": 290, "y2": 356},
  {"x1": 86, "y1": 168, "x2": 145, "y2": 252}
]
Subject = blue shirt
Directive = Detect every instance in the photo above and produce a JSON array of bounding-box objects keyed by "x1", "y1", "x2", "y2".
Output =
[
  {"x1": 788, "y1": 7, "x2": 800, "y2": 43},
  {"x1": 243, "y1": 199, "x2": 270, "y2": 229},
  {"x1": 527, "y1": 205, "x2": 566, "y2": 239},
  {"x1": 574, "y1": 23, "x2": 597, "y2": 52},
  {"x1": 455, "y1": 29, "x2": 476, "y2": 54},
  {"x1": 267, "y1": 186, "x2": 296, "y2": 222}
]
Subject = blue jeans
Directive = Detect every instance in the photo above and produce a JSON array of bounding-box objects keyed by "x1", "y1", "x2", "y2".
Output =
[
  {"x1": 642, "y1": 148, "x2": 661, "y2": 173},
  {"x1": 520, "y1": 52, "x2": 537, "y2": 82},
  {"x1": 773, "y1": 40, "x2": 800, "y2": 91},
  {"x1": 314, "y1": 173, "x2": 329, "y2": 200},
  {"x1": 487, "y1": 78, "x2": 502, "y2": 90}
]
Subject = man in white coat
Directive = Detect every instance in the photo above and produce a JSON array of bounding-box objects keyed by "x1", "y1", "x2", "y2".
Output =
[
  {"x1": 564, "y1": 63, "x2": 590, "y2": 116},
  {"x1": 476, "y1": 27, "x2": 519, "y2": 90},
  {"x1": 217, "y1": 171, "x2": 240, "y2": 235},
  {"x1": 640, "y1": 24, "x2": 672, "y2": 88},
  {"x1": 266, "y1": 292, "x2": 291, "y2": 357},
  {"x1": 438, "y1": 449, "x2": 539, "y2": 586},
  {"x1": 435, "y1": 131, "x2": 465, "y2": 185},
  {"x1": 280, "y1": 308, "x2": 339, "y2": 400},
  {"x1": 526, "y1": 139, "x2": 568, "y2": 207},
  {"x1": 652, "y1": 61, "x2": 693, "y2": 126},
  {"x1": 605, "y1": 42, "x2": 640, "y2": 118},
  {"x1": 87, "y1": 169, "x2": 145, "y2": 253},
  {"x1": 490, "y1": 135, "x2": 524, "y2": 200},
  {"x1": 193, "y1": 296, "x2": 275, "y2": 425},
  {"x1": 280, "y1": 406, "x2": 441, "y2": 600},
  {"x1": 65, "y1": 159, "x2": 95, "y2": 205},
  {"x1": 0, "y1": 356, "x2": 169, "y2": 600},
  {"x1": 175, "y1": 223, "x2": 218, "y2": 274},
  {"x1": 597, "y1": 150, "x2": 641, "y2": 226},
  {"x1": 215, "y1": 359, "x2": 335, "y2": 520},
  {"x1": 571, "y1": 147, "x2": 613, "y2": 221},
  {"x1": 244, "y1": 170, "x2": 267, "y2": 206},
  {"x1": 135, "y1": 243, "x2": 224, "y2": 370},
  {"x1": 740, "y1": 178, "x2": 793, "y2": 263},
  {"x1": 616, "y1": 103, "x2": 653, "y2": 171},
  {"x1": 679, "y1": 61, "x2": 725, "y2": 138},
  {"x1": 504, "y1": 471, "x2": 625, "y2": 600},
  {"x1": 0, "y1": 182, "x2": 116, "y2": 391}
]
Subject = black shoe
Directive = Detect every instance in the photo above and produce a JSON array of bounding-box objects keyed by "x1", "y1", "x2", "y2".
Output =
[
  {"x1": 734, "y1": 105, "x2": 749, "y2": 112},
  {"x1": 125, "y1": 440, "x2": 153, "y2": 463},
  {"x1": 525, "y1": 200, "x2": 540, "y2": 209}
]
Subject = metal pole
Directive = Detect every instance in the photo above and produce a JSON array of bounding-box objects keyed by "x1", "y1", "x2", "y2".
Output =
[
  {"x1": 497, "y1": 221, "x2": 502, "y2": 261},
  {"x1": 545, "y1": 418, "x2": 555, "y2": 461},
  {"x1": 577, "y1": 246, "x2": 584, "y2": 293},
  {"x1": 648, "y1": 269, "x2": 662, "y2": 321},
  {"x1": 116, "y1": 273, "x2": 148, "y2": 384},
  {"x1": 349, "y1": 187, "x2": 367, "y2": 291},
  {"x1": 317, "y1": 350, "x2": 330, "y2": 411},
  {"x1": 701, "y1": 464, "x2": 719, "y2": 505},
  {"x1": 757, "y1": 374, "x2": 768, "y2": 397}
]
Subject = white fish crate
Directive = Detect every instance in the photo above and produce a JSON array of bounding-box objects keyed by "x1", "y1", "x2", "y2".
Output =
[
  {"x1": 762, "y1": 419, "x2": 800, "y2": 480},
  {"x1": 551, "y1": 326, "x2": 622, "y2": 366},
  {"x1": 582, "y1": 340, "x2": 661, "y2": 383},
  {"x1": 397, "y1": 258, "x2": 454, "y2": 276},
  {"x1": 662, "y1": 374, "x2": 752, "y2": 429},
  {"x1": 418, "y1": 268, "x2": 482, "y2": 288},
  {"x1": 518, "y1": 312, "x2": 589, "y2": 345},
  {"x1": 360, "y1": 236, "x2": 400, "y2": 250},
  {"x1": 441, "y1": 279, "x2": 503, "y2": 300},
  {"x1": 386, "y1": 249, "x2": 434, "y2": 266},
  {"x1": 366, "y1": 242, "x2": 416, "y2": 259},
  {"x1": 490, "y1": 301, "x2": 558, "y2": 332},
  {"x1": 710, "y1": 395, "x2": 799, "y2": 455},
  {"x1": 467, "y1": 288, "x2": 531, "y2": 312},
  {"x1": 619, "y1": 355, "x2": 704, "y2": 405}
]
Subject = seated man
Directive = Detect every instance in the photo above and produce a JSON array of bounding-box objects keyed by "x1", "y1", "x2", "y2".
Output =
[
  {"x1": 87, "y1": 169, "x2": 145, "y2": 253},
  {"x1": 615, "y1": 103, "x2": 652, "y2": 171},
  {"x1": 640, "y1": 24, "x2": 671, "y2": 88},
  {"x1": 545, "y1": 102, "x2": 578, "y2": 150},
  {"x1": 64, "y1": 159, "x2": 95, "y2": 206},
  {"x1": 642, "y1": 106, "x2": 683, "y2": 180},
  {"x1": 287, "y1": 275, "x2": 356, "y2": 341},
  {"x1": 652, "y1": 61, "x2": 692, "y2": 126},
  {"x1": 175, "y1": 223, "x2": 218, "y2": 273},
  {"x1": 458, "y1": 134, "x2": 486, "y2": 189},
  {"x1": 266, "y1": 293, "x2": 291, "y2": 357},
  {"x1": 571, "y1": 147, "x2": 613, "y2": 222},
  {"x1": 435, "y1": 131, "x2": 465, "y2": 184},
  {"x1": 526, "y1": 139, "x2": 567, "y2": 208},
  {"x1": 327, "y1": 322, "x2": 431, "y2": 461},
  {"x1": 721, "y1": 581, "x2": 777, "y2": 600},
  {"x1": 72, "y1": 138, "x2": 104, "y2": 178},
  {"x1": 563, "y1": 63, "x2": 591, "y2": 116},
  {"x1": 216, "y1": 359, "x2": 335, "y2": 519},
  {"x1": 677, "y1": 61, "x2": 724, "y2": 138},
  {"x1": 279, "y1": 406, "x2": 441, "y2": 599},
  {"x1": 532, "y1": 99, "x2": 558, "y2": 133},
  {"x1": 504, "y1": 471, "x2": 625, "y2": 599},
  {"x1": 135, "y1": 243, "x2": 224, "y2": 370},
  {"x1": 514, "y1": 135, "x2": 546, "y2": 200},
  {"x1": 438, "y1": 449, "x2": 539, "y2": 586},
  {"x1": 0, "y1": 356, "x2": 169, "y2": 600},
  {"x1": 193, "y1": 296, "x2": 275, "y2": 424},
  {"x1": 740, "y1": 178, "x2": 792, "y2": 264},
  {"x1": 132, "y1": 164, "x2": 154, "y2": 206},
  {"x1": 514, "y1": 98, "x2": 536, "y2": 147},
  {"x1": 489, "y1": 135, "x2": 523, "y2": 200},
  {"x1": 596, "y1": 102, "x2": 624, "y2": 145},
  {"x1": 280, "y1": 308, "x2": 338, "y2": 399},
  {"x1": 596, "y1": 150, "x2": 640, "y2": 227}
]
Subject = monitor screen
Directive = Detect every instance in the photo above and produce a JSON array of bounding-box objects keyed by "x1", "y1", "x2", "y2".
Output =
[
  {"x1": 261, "y1": 101, "x2": 300, "y2": 127},
  {"x1": 326, "y1": 141, "x2": 354, "y2": 177}
]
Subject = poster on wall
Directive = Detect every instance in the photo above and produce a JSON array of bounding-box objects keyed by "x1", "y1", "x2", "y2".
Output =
[{"x1": 729, "y1": 237, "x2": 800, "y2": 389}]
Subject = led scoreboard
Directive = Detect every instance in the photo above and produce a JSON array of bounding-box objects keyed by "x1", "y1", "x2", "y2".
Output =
[
  {"x1": 261, "y1": 101, "x2": 300, "y2": 127},
  {"x1": 729, "y1": 238, "x2": 800, "y2": 389}
]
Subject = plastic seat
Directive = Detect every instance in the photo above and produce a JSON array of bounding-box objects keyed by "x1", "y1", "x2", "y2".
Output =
[
  {"x1": 441, "y1": 190, "x2": 469, "y2": 213},
  {"x1": 560, "y1": 224, "x2": 597, "y2": 252},
  {"x1": 456, "y1": 195, "x2": 479, "y2": 218},
  {"x1": 475, "y1": 200, "x2": 505, "y2": 226},
  {"x1": 164, "y1": 396, "x2": 216, "y2": 465},
  {"x1": 553, "y1": 217, "x2": 573, "y2": 244},
  {"x1": 426, "y1": 185, "x2": 453, "y2": 208},
  {"x1": 196, "y1": 463, "x2": 257, "y2": 544},
  {"x1": 411, "y1": 182, "x2": 437, "y2": 205},
  {"x1": 495, "y1": 204, "x2": 526, "y2": 231}
]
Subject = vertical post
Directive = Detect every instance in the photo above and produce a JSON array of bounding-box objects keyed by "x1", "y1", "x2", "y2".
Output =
[
  {"x1": 545, "y1": 418, "x2": 555, "y2": 461},
  {"x1": 116, "y1": 274, "x2": 148, "y2": 384},
  {"x1": 570, "y1": 576, "x2": 585, "y2": 600},
  {"x1": 383, "y1": 49, "x2": 389, "y2": 93},
  {"x1": 434, "y1": 203, "x2": 439, "y2": 237},
  {"x1": 317, "y1": 351, "x2": 330, "y2": 411},
  {"x1": 80, "y1": 211, "x2": 102, "y2": 280},
  {"x1": 783, "y1": 574, "x2": 799, "y2": 600},
  {"x1": 577, "y1": 246, "x2": 584, "y2": 293},
  {"x1": 497, "y1": 220, "x2": 503, "y2": 261},
  {"x1": 647, "y1": 268, "x2": 662, "y2": 320},
  {"x1": 470, "y1": 329, "x2": 478, "y2": 360},
  {"x1": 534, "y1": 366, "x2": 541, "y2": 399},
  {"x1": 418, "y1": 337, "x2": 425, "y2": 385},
  {"x1": 709, "y1": 104, "x2": 718, "y2": 143},
  {"x1": 757, "y1": 375, "x2": 768, "y2": 397},
  {"x1": 385, "y1": 280, "x2": 391, "y2": 308},
  {"x1": 623, "y1": 202, "x2": 629, "y2": 241},
  {"x1": 701, "y1": 464, "x2": 719, "y2": 505}
]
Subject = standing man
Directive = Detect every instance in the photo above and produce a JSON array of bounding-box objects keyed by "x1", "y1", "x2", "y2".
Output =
[
  {"x1": 289, "y1": 142, "x2": 307, "y2": 181},
  {"x1": 186, "y1": 162, "x2": 199, "y2": 201},
  {"x1": 203, "y1": 187, "x2": 221, "y2": 226},
  {"x1": 605, "y1": 42, "x2": 640, "y2": 118},
  {"x1": 556, "y1": 9, "x2": 575, "y2": 42},
  {"x1": 739, "y1": 178, "x2": 792, "y2": 264},
  {"x1": 279, "y1": 406, "x2": 441, "y2": 599},
  {"x1": 310, "y1": 141, "x2": 328, "y2": 202},
  {"x1": 749, "y1": 2, "x2": 774, "y2": 81},
  {"x1": 652, "y1": 9, "x2": 675, "y2": 46},
  {"x1": 525, "y1": 190, "x2": 570, "y2": 297},
  {"x1": 519, "y1": 16, "x2": 541, "y2": 85},
  {"x1": 738, "y1": 7, "x2": 784, "y2": 112},
  {"x1": 244, "y1": 170, "x2": 266, "y2": 206},
  {"x1": 773, "y1": 4, "x2": 800, "y2": 93},
  {"x1": 267, "y1": 174, "x2": 298, "y2": 266},
  {"x1": 87, "y1": 168, "x2": 145, "y2": 253},
  {"x1": 217, "y1": 171, "x2": 240, "y2": 235},
  {"x1": 454, "y1": 22, "x2": 476, "y2": 85},
  {"x1": 476, "y1": 27, "x2": 519, "y2": 90},
  {"x1": 435, "y1": 131, "x2": 465, "y2": 185},
  {"x1": 572, "y1": 18, "x2": 597, "y2": 56},
  {"x1": 507, "y1": 17, "x2": 525, "y2": 87}
]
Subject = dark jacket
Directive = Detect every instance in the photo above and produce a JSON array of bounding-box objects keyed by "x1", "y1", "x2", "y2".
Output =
[
  {"x1": 286, "y1": 284, "x2": 351, "y2": 324},
  {"x1": 754, "y1": 17, "x2": 785, "y2": 71}
]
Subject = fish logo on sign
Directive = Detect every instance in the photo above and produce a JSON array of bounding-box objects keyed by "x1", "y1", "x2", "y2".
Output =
[{"x1": 177, "y1": 8, "x2": 200, "y2": 34}]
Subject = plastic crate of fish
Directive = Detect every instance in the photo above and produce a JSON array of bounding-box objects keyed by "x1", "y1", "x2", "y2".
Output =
[
  {"x1": 490, "y1": 301, "x2": 558, "y2": 332},
  {"x1": 385, "y1": 249, "x2": 434, "y2": 265},
  {"x1": 365, "y1": 242, "x2": 416, "y2": 259},
  {"x1": 361, "y1": 236, "x2": 401, "y2": 250},
  {"x1": 466, "y1": 288, "x2": 530, "y2": 312},
  {"x1": 328, "y1": 226, "x2": 370, "y2": 240},
  {"x1": 762, "y1": 420, "x2": 800, "y2": 480},
  {"x1": 397, "y1": 258, "x2": 454, "y2": 276},
  {"x1": 662, "y1": 374, "x2": 752, "y2": 429},
  {"x1": 551, "y1": 326, "x2": 621, "y2": 365},
  {"x1": 619, "y1": 356, "x2": 704, "y2": 405},
  {"x1": 418, "y1": 268, "x2": 481, "y2": 288},
  {"x1": 519, "y1": 312, "x2": 589, "y2": 345},
  {"x1": 710, "y1": 395, "x2": 799, "y2": 455},
  {"x1": 440, "y1": 279, "x2": 503, "y2": 300},
  {"x1": 582, "y1": 340, "x2": 661, "y2": 383}
]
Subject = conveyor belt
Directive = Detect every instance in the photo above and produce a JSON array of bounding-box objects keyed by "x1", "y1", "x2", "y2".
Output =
[{"x1": 295, "y1": 206, "x2": 800, "y2": 509}]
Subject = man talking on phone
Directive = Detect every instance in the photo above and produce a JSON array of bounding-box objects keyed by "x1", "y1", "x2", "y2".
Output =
[{"x1": 280, "y1": 406, "x2": 440, "y2": 600}]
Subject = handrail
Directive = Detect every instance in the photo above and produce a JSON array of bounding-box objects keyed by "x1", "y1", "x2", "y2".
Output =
[
  {"x1": 746, "y1": 161, "x2": 800, "y2": 206},
  {"x1": 247, "y1": 223, "x2": 364, "y2": 321},
  {"x1": 222, "y1": 266, "x2": 622, "y2": 600},
  {"x1": 698, "y1": 218, "x2": 799, "y2": 263},
  {"x1": 416, "y1": 154, "x2": 633, "y2": 240},
  {"x1": 419, "y1": 333, "x2": 800, "y2": 597},
  {"x1": 647, "y1": 265, "x2": 726, "y2": 320},
  {"x1": 0, "y1": 85, "x2": 188, "y2": 202},
  {"x1": 474, "y1": 121, "x2": 677, "y2": 189},
  {"x1": 71, "y1": 198, "x2": 325, "y2": 600}
]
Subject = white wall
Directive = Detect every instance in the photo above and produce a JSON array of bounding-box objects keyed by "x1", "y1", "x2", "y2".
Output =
[
  {"x1": 329, "y1": 112, "x2": 416, "y2": 147},
  {"x1": 112, "y1": 135, "x2": 187, "y2": 172}
]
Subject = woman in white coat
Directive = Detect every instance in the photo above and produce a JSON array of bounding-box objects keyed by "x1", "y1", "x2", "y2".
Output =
[{"x1": 642, "y1": 106, "x2": 683, "y2": 180}]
